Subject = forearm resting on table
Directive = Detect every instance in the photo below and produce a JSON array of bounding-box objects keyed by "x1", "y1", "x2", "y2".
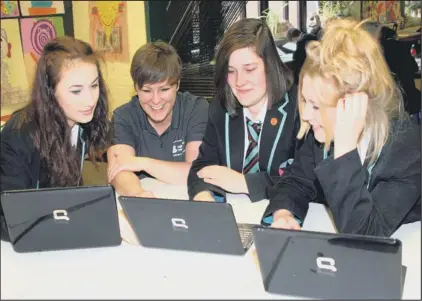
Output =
[
  {"x1": 111, "y1": 170, "x2": 145, "y2": 197},
  {"x1": 143, "y1": 158, "x2": 191, "y2": 185}
]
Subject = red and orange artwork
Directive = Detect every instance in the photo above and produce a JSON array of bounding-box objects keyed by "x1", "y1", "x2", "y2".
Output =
[{"x1": 363, "y1": 1, "x2": 401, "y2": 23}]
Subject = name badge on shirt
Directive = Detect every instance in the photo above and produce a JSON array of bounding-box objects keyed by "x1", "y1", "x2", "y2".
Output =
[{"x1": 172, "y1": 139, "x2": 185, "y2": 157}]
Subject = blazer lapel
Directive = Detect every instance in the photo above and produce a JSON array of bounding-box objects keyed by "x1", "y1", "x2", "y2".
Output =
[
  {"x1": 227, "y1": 109, "x2": 245, "y2": 172},
  {"x1": 260, "y1": 94, "x2": 291, "y2": 174}
]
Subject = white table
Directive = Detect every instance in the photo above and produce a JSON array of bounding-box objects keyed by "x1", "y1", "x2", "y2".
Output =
[{"x1": 1, "y1": 179, "x2": 420, "y2": 299}]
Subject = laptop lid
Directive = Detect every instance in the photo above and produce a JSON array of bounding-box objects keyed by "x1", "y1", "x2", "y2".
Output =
[
  {"x1": 252, "y1": 226, "x2": 403, "y2": 299},
  {"x1": 1, "y1": 185, "x2": 121, "y2": 252},
  {"x1": 119, "y1": 196, "x2": 246, "y2": 255}
]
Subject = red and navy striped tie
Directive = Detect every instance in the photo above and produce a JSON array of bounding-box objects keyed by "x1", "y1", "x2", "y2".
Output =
[{"x1": 243, "y1": 117, "x2": 262, "y2": 174}]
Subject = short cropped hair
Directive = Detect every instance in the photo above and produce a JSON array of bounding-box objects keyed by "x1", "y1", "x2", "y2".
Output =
[{"x1": 130, "y1": 41, "x2": 182, "y2": 89}]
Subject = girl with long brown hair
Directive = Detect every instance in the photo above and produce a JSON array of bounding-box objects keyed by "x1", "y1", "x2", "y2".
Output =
[{"x1": 1, "y1": 36, "x2": 111, "y2": 241}]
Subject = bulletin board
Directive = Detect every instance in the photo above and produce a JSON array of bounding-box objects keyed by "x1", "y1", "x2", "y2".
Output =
[{"x1": 0, "y1": 1, "x2": 74, "y2": 111}]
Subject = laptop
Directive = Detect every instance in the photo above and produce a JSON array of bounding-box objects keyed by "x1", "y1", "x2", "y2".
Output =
[
  {"x1": 252, "y1": 226, "x2": 405, "y2": 299},
  {"x1": 1, "y1": 185, "x2": 122, "y2": 253},
  {"x1": 119, "y1": 196, "x2": 254, "y2": 255}
]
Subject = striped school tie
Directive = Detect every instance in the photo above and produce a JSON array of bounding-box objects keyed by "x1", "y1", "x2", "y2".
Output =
[{"x1": 243, "y1": 117, "x2": 262, "y2": 174}]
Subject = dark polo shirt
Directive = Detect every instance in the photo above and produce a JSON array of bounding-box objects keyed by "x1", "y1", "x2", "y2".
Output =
[{"x1": 111, "y1": 91, "x2": 209, "y2": 165}]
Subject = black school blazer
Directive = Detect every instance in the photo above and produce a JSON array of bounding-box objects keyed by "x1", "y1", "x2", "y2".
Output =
[
  {"x1": 188, "y1": 86, "x2": 299, "y2": 202},
  {"x1": 263, "y1": 120, "x2": 421, "y2": 237},
  {"x1": 1, "y1": 113, "x2": 88, "y2": 242}
]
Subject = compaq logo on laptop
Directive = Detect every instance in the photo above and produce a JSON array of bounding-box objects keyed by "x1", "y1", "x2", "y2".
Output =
[
  {"x1": 316, "y1": 256, "x2": 337, "y2": 272},
  {"x1": 53, "y1": 209, "x2": 70, "y2": 221},
  {"x1": 171, "y1": 218, "x2": 188, "y2": 229}
]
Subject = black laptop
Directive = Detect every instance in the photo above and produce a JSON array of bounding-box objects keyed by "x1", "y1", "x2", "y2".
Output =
[
  {"x1": 119, "y1": 196, "x2": 254, "y2": 255},
  {"x1": 1, "y1": 185, "x2": 122, "y2": 253},
  {"x1": 252, "y1": 226, "x2": 405, "y2": 299}
]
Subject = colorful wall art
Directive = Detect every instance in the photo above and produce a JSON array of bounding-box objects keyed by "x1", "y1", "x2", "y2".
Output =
[
  {"x1": 89, "y1": 1, "x2": 129, "y2": 62},
  {"x1": 362, "y1": 1, "x2": 401, "y2": 24},
  {"x1": 1, "y1": 19, "x2": 29, "y2": 106},
  {"x1": 1, "y1": 1, "x2": 20, "y2": 18},
  {"x1": 19, "y1": 1, "x2": 64, "y2": 16},
  {"x1": 20, "y1": 16, "x2": 64, "y2": 84}
]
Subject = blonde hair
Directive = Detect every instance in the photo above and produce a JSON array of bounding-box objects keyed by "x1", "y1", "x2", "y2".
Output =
[{"x1": 297, "y1": 19, "x2": 406, "y2": 164}]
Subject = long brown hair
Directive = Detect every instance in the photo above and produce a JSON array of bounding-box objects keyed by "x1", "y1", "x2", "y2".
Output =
[{"x1": 16, "y1": 36, "x2": 111, "y2": 187}]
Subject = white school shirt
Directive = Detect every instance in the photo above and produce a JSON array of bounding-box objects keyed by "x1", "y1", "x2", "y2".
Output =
[{"x1": 71, "y1": 124, "x2": 80, "y2": 147}]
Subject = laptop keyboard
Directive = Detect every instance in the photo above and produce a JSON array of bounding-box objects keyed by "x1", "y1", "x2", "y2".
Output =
[{"x1": 237, "y1": 223, "x2": 254, "y2": 250}]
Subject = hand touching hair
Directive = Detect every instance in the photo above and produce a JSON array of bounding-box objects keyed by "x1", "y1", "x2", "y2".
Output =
[{"x1": 297, "y1": 19, "x2": 405, "y2": 164}]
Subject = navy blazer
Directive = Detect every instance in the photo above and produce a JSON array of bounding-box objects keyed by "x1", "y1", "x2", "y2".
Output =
[
  {"x1": 1, "y1": 112, "x2": 89, "y2": 242},
  {"x1": 188, "y1": 86, "x2": 299, "y2": 202},
  {"x1": 263, "y1": 120, "x2": 421, "y2": 237}
]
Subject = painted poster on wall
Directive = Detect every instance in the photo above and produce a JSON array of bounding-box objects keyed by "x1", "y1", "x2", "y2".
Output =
[
  {"x1": 1, "y1": 1, "x2": 20, "y2": 18},
  {"x1": 20, "y1": 16, "x2": 64, "y2": 84},
  {"x1": 1, "y1": 19, "x2": 29, "y2": 107},
  {"x1": 362, "y1": 1, "x2": 401, "y2": 24},
  {"x1": 89, "y1": 1, "x2": 129, "y2": 62},
  {"x1": 19, "y1": 1, "x2": 64, "y2": 16}
]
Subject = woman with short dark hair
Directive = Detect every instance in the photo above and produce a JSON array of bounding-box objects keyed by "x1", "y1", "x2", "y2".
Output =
[{"x1": 107, "y1": 41, "x2": 209, "y2": 197}]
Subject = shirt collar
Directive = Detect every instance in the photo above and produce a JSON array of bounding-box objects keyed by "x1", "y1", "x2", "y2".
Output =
[
  {"x1": 70, "y1": 124, "x2": 80, "y2": 147},
  {"x1": 243, "y1": 99, "x2": 268, "y2": 124}
]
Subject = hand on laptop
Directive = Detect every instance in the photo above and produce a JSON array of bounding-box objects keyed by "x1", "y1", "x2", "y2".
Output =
[
  {"x1": 271, "y1": 209, "x2": 301, "y2": 230},
  {"x1": 193, "y1": 191, "x2": 215, "y2": 202}
]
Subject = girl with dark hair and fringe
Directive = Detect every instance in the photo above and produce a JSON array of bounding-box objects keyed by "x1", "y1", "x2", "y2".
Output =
[
  {"x1": 1, "y1": 36, "x2": 111, "y2": 241},
  {"x1": 188, "y1": 18, "x2": 299, "y2": 203}
]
